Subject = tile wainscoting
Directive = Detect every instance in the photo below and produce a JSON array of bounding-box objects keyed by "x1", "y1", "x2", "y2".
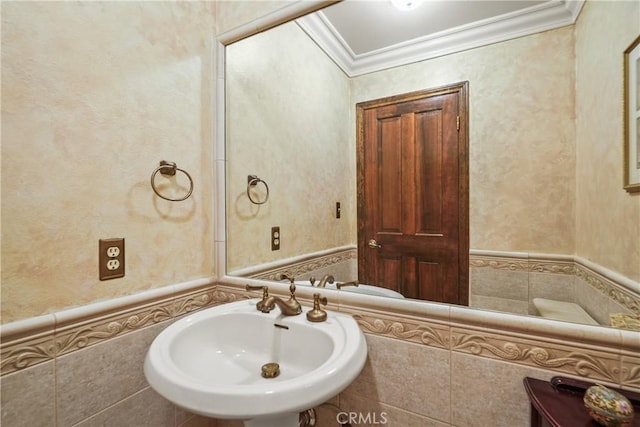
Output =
[
  {"x1": 0, "y1": 278, "x2": 219, "y2": 427},
  {"x1": 470, "y1": 250, "x2": 639, "y2": 326},
  {"x1": 230, "y1": 245, "x2": 357, "y2": 283},
  {"x1": 1, "y1": 276, "x2": 638, "y2": 427}
]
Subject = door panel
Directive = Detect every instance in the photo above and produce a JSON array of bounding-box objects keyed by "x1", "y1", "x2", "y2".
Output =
[
  {"x1": 357, "y1": 83, "x2": 469, "y2": 304},
  {"x1": 380, "y1": 256, "x2": 402, "y2": 294},
  {"x1": 379, "y1": 116, "x2": 403, "y2": 232},
  {"x1": 416, "y1": 110, "x2": 443, "y2": 235},
  {"x1": 416, "y1": 259, "x2": 442, "y2": 302}
]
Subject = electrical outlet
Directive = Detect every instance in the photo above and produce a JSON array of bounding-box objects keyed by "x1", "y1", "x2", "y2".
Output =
[
  {"x1": 106, "y1": 246, "x2": 120, "y2": 258},
  {"x1": 106, "y1": 259, "x2": 120, "y2": 271},
  {"x1": 271, "y1": 226, "x2": 280, "y2": 251},
  {"x1": 99, "y1": 238, "x2": 125, "y2": 280}
]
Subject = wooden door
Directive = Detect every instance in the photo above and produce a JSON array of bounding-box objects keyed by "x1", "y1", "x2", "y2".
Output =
[{"x1": 357, "y1": 82, "x2": 469, "y2": 305}]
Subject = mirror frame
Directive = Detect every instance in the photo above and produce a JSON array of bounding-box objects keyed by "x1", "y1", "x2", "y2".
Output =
[{"x1": 213, "y1": 1, "x2": 634, "y2": 346}]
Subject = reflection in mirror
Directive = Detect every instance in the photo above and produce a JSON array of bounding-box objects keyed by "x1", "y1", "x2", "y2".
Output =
[{"x1": 225, "y1": 0, "x2": 640, "y2": 331}]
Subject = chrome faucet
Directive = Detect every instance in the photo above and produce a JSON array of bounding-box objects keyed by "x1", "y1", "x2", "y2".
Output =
[
  {"x1": 317, "y1": 275, "x2": 335, "y2": 288},
  {"x1": 336, "y1": 280, "x2": 359, "y2": 289},
  {"x1": 260, "y1": 283, "x2": 302, "y2": 316}
]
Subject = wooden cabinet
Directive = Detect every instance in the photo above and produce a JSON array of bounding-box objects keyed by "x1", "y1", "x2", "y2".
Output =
[{"x1": 523, "y1": 376, "x2": 640, "y2": 427}]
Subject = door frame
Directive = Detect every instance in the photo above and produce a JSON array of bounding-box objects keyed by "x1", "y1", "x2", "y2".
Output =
[{"x1": 356, "y1": 81, "x2": 470, "y2": 305}]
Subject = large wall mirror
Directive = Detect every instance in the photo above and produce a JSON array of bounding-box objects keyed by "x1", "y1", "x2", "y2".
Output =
[{"x1": 224, "y1": 0, "x2": 640, "y2": 332}]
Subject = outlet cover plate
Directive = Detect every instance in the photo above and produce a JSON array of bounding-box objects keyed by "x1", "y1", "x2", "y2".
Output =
[
  {"x1": 271, "y1": 226, "x2": 280, "y2": 251},
  {"x1": 99, "y1": 238, "x2": 125, "y2": 280}
]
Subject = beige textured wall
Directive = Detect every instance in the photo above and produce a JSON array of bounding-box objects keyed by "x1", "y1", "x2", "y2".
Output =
[
  {"x1": 226, "y1": 22, "x2": 353, "y2": 272},
  {"x1": 215, "y1": 1, "x2": 292, "y2": 35},
  {"x1": 351, "y1": 27, "x2": 576, "y2": 254},
  {"x1": 1, "y1": 2, "x2": 216, "y2": 323},
  {"x1": 575, "y1": 0, "x2": 640, "y2": 282}
]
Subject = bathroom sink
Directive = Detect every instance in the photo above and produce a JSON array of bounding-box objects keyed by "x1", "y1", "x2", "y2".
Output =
[{"x1": 144, "y1": 299, "x2": 367, "y2": 427}]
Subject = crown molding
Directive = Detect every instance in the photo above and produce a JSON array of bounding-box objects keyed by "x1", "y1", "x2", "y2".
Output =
[{"x1": 297, "y1": 0, "x2": 585, "y2": 77}]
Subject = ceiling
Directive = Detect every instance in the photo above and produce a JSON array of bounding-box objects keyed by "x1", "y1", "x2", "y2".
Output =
[{"x1": 296, "y1": 0, "x2": 584, "y2": 76}]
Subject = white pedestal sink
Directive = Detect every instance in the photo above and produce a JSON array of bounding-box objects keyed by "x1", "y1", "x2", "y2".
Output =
[{"x1": 144, "y1": 299, "x2": 367, "y2": 427}]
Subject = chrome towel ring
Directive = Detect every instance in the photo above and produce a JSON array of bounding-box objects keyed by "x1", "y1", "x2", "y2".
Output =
[
  {"x1": 150, "y1": 160, "x2": 194, "y2": 202},
  {"x1": 247, "y1": 175, "x2": 269, "y2": 205}
]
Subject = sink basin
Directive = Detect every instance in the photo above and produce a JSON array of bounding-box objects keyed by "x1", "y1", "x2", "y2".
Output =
[
  {"x1": 294, "y1": 280, "x2": 405, "y2": 299},
  {"x1": 144, "y1": 299, "x2": 367, "y2": 427}
]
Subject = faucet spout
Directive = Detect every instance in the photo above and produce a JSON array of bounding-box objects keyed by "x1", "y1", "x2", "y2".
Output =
[
  {"x1": 336, "y1": 280, "x2": 359, "y2": 289},
  {"x1": 317, "y1": 275, "x2": 335, "y2": 288},
  {"x1": 260, "y1": 295, "x2": 302, "y2": 316},
  {"x1": 260, "y1": 282, "x2": 302, "y2": 316}
]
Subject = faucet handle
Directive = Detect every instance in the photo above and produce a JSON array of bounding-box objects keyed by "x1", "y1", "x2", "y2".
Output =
[
  {"x1": 286, "y1": 283, "x2": 301, "y2": 313},
  {"x1": 245, "y1": 284, "x2": 269, "y2": 311},
  {"x1": 276, "y1": 272, "x2": 295, "y2": 284},
  {"x1": 318, "y1": 274, "x2": 335, "y2": 288},
  {"x1": 307, "y1": 293, "x2": 328, "y2": 322},
  {"x1": 246, "y1": 284, "x2": 269, "y2": 296}
]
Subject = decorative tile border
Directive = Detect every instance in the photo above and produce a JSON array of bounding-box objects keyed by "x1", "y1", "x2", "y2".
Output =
[
  {"x1": 621, "y1": 355, "x2": 640, "y2": 388},
  {"x1": 250, "y1": 247, "x2": 356, "y2": 281},
  {"x1": 574, "y1": 264, "x2": 640, "y2": 315},
  {"x1": 469, "y1": 256, "x2": 532, "y2": 272},
  {"x1": 353, "y1": 313, "x2": 632, "y2": 387},
  {"x1": 469, "y1": 253, "x2": 574, "y2": 274},
  {"x1": 352, "y1": 313, "x2": 450, "y2": 350},
  {"x1": 0, "y1": 332, "x2": 57, "y2": 375},
  {"x1": 211, "y1": 287, "x2": 247, "y2": 304},
  {"x1": 450, "y1": 328, "x2": 620, "y2": 383},
  {"x1": 336, "y1": 304, "x2": 627, "y2": 385},
  {"x1": 1, "y1": 282, "x2": 217, "y2": 376},
  {"x1": 528, "y1": 259, "x2": 576, "y2": 275},
  {"x1": 3, "y1": 276, "x2": 638, "y2": 391},
  {"x1": 54, "y1": 290, "x2": 217, "y2": 358}
]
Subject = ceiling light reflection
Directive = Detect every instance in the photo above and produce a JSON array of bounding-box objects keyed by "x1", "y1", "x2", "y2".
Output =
[{"x1": 391, "y1": 0, "x2": 424, "y2": 11}]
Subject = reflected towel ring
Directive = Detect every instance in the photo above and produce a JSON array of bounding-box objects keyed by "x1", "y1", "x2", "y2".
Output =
[
  {"x1": 247, "y1": 175, "x2": 269, "y2": 205},
  {"x1": 150, "y1": 160, "x2": 194, "y2": 202}
]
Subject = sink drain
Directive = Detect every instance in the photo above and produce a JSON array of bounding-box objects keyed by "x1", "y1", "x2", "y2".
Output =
[{"x1": 261, "y1": 362, "x2": 280, "y2": 378}]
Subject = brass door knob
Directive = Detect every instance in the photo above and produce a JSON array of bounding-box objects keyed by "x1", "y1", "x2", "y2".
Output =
[{"x1": 368, "y1": 239, "x2": 381, "y2": 248}]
